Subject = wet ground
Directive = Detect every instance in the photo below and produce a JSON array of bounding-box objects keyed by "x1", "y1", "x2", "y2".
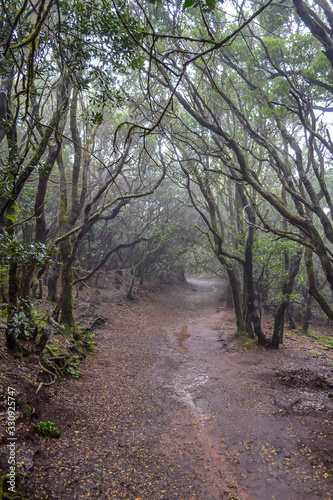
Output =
[
  {"x1": 152, "y1": 276, "x2": 333, "y2": 499},
  {"x1": 1, "y1": 276, "x2": 332, "y2": 499}
]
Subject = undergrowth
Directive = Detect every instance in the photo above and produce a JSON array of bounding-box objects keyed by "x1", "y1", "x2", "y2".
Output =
[{"x1": 35, "y1": 420, "x2": 61, "y2": 439}]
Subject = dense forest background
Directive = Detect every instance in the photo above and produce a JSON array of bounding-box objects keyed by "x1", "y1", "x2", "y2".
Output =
[{"x1": 1, "y1": 0, "x2": 333, "y2": 356}]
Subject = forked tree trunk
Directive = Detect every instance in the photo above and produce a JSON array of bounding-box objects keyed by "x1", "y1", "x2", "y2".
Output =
[
  {"x1": 219, "y1": 254, "x2": 246, "y2": 335},
  {"x1": 236, "y1": 184, "x2": 266, "y2": 344},
  {"x1": 271, "y1": 250, "x2": 302, "y2": 348},
  {"x1": 243, "y1": 226, "x2": 266, "y2": 344},
  {"x1": 271, "y1": 301, "x2": 289, "y2": 349}
]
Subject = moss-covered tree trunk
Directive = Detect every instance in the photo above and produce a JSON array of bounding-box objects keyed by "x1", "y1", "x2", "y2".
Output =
[
  {"x1": 235, "y1": 183, "x2": 266, "y2": 344},
  {"x1": 4, "y1": 110, "x2": 20, "y2": 353},
  {"x1": 56, "y1": 86, "x2": 89, "y2": 335},
  {"x1": 221, "y1": 255, "x2": 246, "y2": 334},
  {"x1": 59, "y1": 239, "x2": 77, "y2": 336},
  {"x1": 47, "y1": 257, "x2": 60, "y2": 301},
  {"x1": 56, "y1": 148, "x2": 78, "y2": 335},
  {"x1": 243, "y1": 225, "x2": 266, "y2": 344},
  {"x1": 302, "y1": 291, "x2": 313, "y2": 335},
  {"x1": 271, "y1": 249, "x2": 302, "y2": 348},
  {"x1": 5, "y1": 214, "x2": 21, "y2": 353}
]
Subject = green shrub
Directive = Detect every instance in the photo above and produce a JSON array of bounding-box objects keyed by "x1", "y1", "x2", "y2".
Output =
[
  {"x1": 65, "y1": 356, "x2": 83, "y2": 378},
  {"x1": 65, "y1": 365, "x2": 83, "y2": 378},
  {"x1": 36, "y1": 420, "x2": 61, "y2": 438},
  {"x1": 82, "y1": 329, "x2": 95, "y2": 353}
]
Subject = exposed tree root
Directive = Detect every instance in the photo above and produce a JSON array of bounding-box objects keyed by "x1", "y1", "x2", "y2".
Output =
[{"x1": 36, "y1": 362, "x2": 58, "y2": 394}]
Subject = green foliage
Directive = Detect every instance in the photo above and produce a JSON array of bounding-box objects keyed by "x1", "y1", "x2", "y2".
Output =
[
  {"x1": 35, "y1": 420, "x2": 62, "y2": 439},
  {"x1": 258, "y1": 2, "x2": 291, "y2": 33},
  {"x1": 57, "y1": 0, "x2": 141, "y2": 71},
  {"x1": 182, "y1": 0, "x2": 219, "y2": 10},
  {"x1": 81, "y1": 330, "x2": 95, "y2": 353},
  {"x1": 0, "y1": 299, "x2": 64, "y2": 341},
  {"x1": 5, "y1": 205, "x2": 20, "y2": 224},
  {"x1": 252, "y1": 233, "x2": 302, "y2": 309},
  {"x1": 31, "y1": 309, "x2": 64, "y2": 331},
  {"x1": 65, "y1": 365, "x2": 83, "y2": 378},
  {"x1": 0, "y1": 231, "x2": 55, "y2": 267},
  {"x1": 0, "y1": 310, "x2": 34, "y2": 340},
  {"x1": 309, "y1": 350, "x2": 323, "y2": 357},
  {"x1": 308, "y1": 331, "x2": 333, "y2": 350},
  {"x1": 65, "y1": 356, "x2": 83, "y2": 378},
  {"x1": 146, "y1": 0, "x2": 219, "y2": 11}
]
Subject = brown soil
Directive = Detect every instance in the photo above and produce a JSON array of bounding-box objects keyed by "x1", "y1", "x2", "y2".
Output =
[{"x1": 1, "y1": 276, "x2": 333, "y2": 499}]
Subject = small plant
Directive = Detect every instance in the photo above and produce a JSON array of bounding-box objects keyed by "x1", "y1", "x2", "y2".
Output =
[
  {"x1": 36, "y1": 420, "x2": 62, "y2": 438},
  {"x1": 65, "y1": 365, "x2": 83, "y2": 378},
  {"x1": 0, "y1": 304, "x2": 35, "y2": 340},
  {"x1": 65, "y1": 356, "x2": 83, "y2": 378},
  {"x1": 81, "y1": 329, "x2": 95, "y2": 353},
  {"x1": 0, "y1": 299, "x2": 64, "y2": 344}
]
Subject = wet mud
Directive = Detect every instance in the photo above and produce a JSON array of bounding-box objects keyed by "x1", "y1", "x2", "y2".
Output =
[
  {"x1": 4, "y1": 276, "x2": 332, "y2": 500},
  {"x1": 152, "y1": 276, "x2": 333, "y2": 500}
]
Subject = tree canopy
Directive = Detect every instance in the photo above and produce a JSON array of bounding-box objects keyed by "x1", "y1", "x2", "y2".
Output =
[{"x1": 1, "y1": 0, "x2": 333, "y2": 353}]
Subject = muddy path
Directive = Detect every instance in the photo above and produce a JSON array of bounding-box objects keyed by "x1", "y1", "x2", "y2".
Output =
[
  {"x1": 2, "y1": 276, "x2": 333, "y2": 499},
  {"x1": 149, "y1": 277, "x2": 333, "y2": 499}
]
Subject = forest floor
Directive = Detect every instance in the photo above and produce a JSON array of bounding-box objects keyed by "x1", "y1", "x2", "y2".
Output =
[{"x1": 1, "y1": 276, "x2": 333, "y2": 500}]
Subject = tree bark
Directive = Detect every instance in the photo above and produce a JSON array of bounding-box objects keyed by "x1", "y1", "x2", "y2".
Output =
[
  {"x1": 293, "y1": 0, "x2": 333, "y2": 71},
  {"x1": 235, "y1": 183, "x2": 266, "y2": 344},
  {"x1": 302, "y1": 291, "x2": 313, "y2": 335},
  {"x1": 218, "y1": 252, "x2": 246, "y2": 334},
  {"x1": 271, "y1": 250, "x2": 302, "y2": 348}
]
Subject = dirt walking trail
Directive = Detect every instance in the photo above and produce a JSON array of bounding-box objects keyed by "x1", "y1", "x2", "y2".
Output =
[{"x1": 5, "y1": 277, "x2": 333, "y2": 499}]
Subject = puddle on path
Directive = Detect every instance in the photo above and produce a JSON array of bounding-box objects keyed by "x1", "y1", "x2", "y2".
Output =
[
  {"x1": 170, "y1": 322, "x2": 212, "y2": 423},
  {"x1": 174, "y1": 368, "x2": 210, "y2": 423},
  {"x1": 172, "y1": 324, "x2": 191, "y2": 351}
]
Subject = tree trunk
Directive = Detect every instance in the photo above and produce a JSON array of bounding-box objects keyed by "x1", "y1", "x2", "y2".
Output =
[
  {"x1": 139, "y1": 261, "x2": 145, "y2": 287},
  {"x1": 55, "y1": 86, "x2": 86, "y2": 334},
  {"x1": 47, "y1": 259, "x2": 60, "y2": 302},
  {"x1": 115, "y1": 269, "x2": 123, "y2": 289},
  {"x1": 219, "y1": 255, "x2": 246, "y2": 335},
  {"x1": 5, "y1": 212, "x2": 21, "y2": 352},
  {"x1": 271, "y1": 250, "x2": 302, "y2": 348},
  {"x1": 59, "y1": 267, "x2": 77, "y2": 336},
  {"x1": 236, "y1": 184, "x2": 266, "y2": 344},
  {"x1": 126, "y1": 270, "x2": 136, "y2": 301},
  {"x1": 243, "y1": 226, "x2": 266, "y2": 344},
  {"x1": 271, "y1": 301, "x2": 289, "y2": 349},
  {"x1": 58, "y1": 234, "x2": 78, "y2": 336},
  {"x1": 6, "y1": 261, "x2": 20, "y2": 353},
  {"x1": 19, "y1": 266, "x2": 35, "y2": 300},
  {"x1": 302, "y1": 292, "x2": 313, "y2": 335},
  {"x1": 11, "y1": 78, "x2": 69, "y2": 300},
  {"x1": 34, "y1": 327, "x2": 52, "y2": 354},
  {"x1": 287, "y1": 304, "x2": 296, "y2": 330}
]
